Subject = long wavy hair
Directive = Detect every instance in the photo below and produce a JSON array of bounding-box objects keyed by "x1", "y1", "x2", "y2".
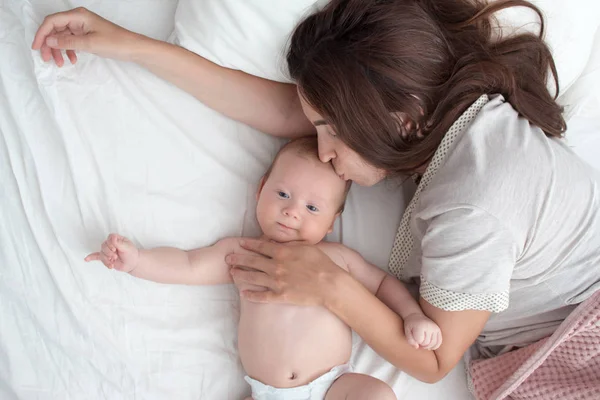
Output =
[{"x1": 287, "y1": 0, "x2": 566, "y2": 175}]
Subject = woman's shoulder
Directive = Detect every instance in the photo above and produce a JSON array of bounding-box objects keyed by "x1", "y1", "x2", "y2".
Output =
[{"x1": 422, "y1": 99, "x2": 552, "y2": 207}]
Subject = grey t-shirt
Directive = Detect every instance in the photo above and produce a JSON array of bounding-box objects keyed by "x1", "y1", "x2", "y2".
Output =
[{"x1": 401, "y1": 95, "x2": 600, "y2": 355}]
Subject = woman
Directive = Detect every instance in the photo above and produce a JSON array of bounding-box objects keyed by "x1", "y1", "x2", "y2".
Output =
[{"x1": 33, "y1": 0, "x2": 600, "y2": 384}]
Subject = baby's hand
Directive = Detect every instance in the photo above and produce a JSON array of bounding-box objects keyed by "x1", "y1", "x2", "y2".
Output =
[
  {"x1": 404, "y1": 313, "x2": 442, "y2": 350},
  {"x1": 85, "y1": 233, "x2": 139, "y2": 273}
]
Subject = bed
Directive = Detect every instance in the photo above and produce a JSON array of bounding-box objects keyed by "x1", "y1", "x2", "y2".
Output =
[{"x1": 1, "y1": 0, "x2": 599, "y2": 399}]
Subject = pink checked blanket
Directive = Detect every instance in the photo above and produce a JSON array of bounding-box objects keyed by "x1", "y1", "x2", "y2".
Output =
[{"x1": 469, "y1": 291, "x2": 600, "y2": 400}]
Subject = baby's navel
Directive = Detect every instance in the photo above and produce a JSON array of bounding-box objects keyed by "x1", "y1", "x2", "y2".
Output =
[{"x1": 289, "y1": 372, "x2": 297, "y2": 380}]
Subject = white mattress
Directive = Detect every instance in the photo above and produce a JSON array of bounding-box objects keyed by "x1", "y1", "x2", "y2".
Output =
[{"x1": 1, "y1": 1, "x2": 598, "y2": 399}]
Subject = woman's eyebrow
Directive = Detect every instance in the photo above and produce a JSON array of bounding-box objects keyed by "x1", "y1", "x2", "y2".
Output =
[{"x1": 313, "y1": 119, "x2": 328, "y2": 126}]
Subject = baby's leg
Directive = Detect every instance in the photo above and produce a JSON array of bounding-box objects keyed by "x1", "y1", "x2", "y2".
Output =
[{"x1": 325, "y1": 373, "x2": 396, "y2": 400}]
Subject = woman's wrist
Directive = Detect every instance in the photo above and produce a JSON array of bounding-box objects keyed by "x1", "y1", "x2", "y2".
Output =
[
  {"x1": 127, "y1": 33, "x2": 161, "y2": 64},
  {"x1": 321, "y1": 268, "x2": 359, "y2": 312}
]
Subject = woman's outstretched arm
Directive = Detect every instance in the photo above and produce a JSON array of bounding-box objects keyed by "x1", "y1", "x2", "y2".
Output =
[{"x1": 32, "y1": 7, "x2": 314, "y2": 138}]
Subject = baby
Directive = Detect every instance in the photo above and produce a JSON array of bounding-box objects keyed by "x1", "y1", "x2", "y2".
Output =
[{"x1": 85, "y1": 137, "x2": 442, "y2": 400}]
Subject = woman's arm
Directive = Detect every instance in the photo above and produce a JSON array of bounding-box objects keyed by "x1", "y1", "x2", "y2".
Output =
[
  {"x1": 132, "y1": 40, "x2": 313, "y2": 138},
  {"x1": 338, "y1": 246, "x2": 426, "y2": 320},
  {"x1": 226, "y1": 239, "x2": 490, "y2": 383},
  {"x1": 32, "y1": 7, "x2": 314, "y2": 138},
  {"x1": 328, "y1": 272, "x2": 490, "y2": 382}
]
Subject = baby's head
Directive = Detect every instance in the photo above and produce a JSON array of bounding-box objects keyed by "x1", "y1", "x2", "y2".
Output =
[{"x1": 256, "y1": 137, "x2": 351, "y2": 245}]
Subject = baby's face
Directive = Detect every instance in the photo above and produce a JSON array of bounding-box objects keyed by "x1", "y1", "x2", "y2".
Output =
[{"x1": 256, "y1": 151, "x2": 347, "y2": 245}]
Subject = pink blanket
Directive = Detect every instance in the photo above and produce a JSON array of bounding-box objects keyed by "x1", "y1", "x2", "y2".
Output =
[{"x1": 469, "y1": 291, "x2": 600, "y2": 400}]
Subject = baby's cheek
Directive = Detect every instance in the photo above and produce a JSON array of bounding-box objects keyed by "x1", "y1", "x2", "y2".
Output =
[{"x1": 302, "y1": 222, "x2": 326, "y2": 244}]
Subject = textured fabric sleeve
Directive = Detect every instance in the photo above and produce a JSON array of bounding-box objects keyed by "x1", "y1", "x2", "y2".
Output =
[{"x1": 419, "y1": 206, "x2": 519, "y2": 313}]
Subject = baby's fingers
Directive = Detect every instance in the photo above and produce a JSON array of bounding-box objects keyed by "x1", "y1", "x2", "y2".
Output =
[
  {"x1": 109, "y1": 233, "x2": 134, "y2": 253},
  {"x1": 84, "y1": 252, "x2": 100, "y2": 262},
  {"x1": 421, "y1": 331, "x2": 433, "y2": 348},
  {"x1": 86, "y1": 251, "x2": 114, "y2": 269},
  {"x1": 101, "y1": 240, "x2": 116, "y2": 257},
  {"x1": 100, "y1": 252, "x2": 114, "y2": 269},
  {"x1": 433, "y1": 332, "x2": 442, "y2": 350},
  {"x1": 405, "y1": 329, "x2": 419, "y2": 349},
  {"x1": 423, "y1": 331, "x2": 441, "y2": 350},
  {"x1": 103, "y1": 237, "x2": 117, "y2": 253}
]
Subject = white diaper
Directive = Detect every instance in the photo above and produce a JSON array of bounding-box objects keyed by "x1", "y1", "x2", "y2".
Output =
[{"x1": 244, "y1": 364, "x2": 352, "y2": 400}]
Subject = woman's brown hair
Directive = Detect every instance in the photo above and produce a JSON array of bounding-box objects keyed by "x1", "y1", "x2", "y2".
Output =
[{"x1": 286, "y1": 0, "x2": 567, "y2": 175}]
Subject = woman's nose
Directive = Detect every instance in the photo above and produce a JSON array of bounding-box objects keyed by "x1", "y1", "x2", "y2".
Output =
[{"x1": 318, "y1": 136, "x2": 336, "y2": 163}]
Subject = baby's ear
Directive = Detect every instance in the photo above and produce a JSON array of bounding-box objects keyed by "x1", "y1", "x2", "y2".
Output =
[
  {"x1": 327, "y1": 212, "x2": 342, "y2": 233},
  {"x1": 256, "y1": 176, "x2": 266, "y2": 201}
]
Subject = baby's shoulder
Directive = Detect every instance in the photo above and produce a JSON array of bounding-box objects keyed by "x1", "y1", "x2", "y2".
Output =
[{"x1": 315, "y1": 241, "x2": 351, "y2": 271}]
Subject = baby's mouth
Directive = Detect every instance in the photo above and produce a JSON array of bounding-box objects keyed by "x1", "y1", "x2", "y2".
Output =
[{"x1": 277, "y1": 222, "x2": 295, "y2": 230}]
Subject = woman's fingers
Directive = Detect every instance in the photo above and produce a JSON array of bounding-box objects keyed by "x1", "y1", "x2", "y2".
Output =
[
  {"x1": 229, "y1": 242, "x2": 336, "y2": 307},
  {"x1": 66, "y1": 49, "x2": 77, "y2": 64},
  {"x1": 240, "y1": 289, "x2": 278, "y2": 304},
  {"x1": 239, "y1": 238, "x2": 282, "y2": 258},
  {"x1": 226, "y1": 253, "x2": 275, "y2": 274},
  {"x1": 33, "y1": 10, "x2": 78, "y2": 50},
  {"x1": 51, "y1": 47, "x2": 64, "y2": 67},
  {"x1": 32, "y1": 8, "x2": 90, "y2": 50},
  {"x1": 35, "y1": 25, "x2": 82, "y2": 65},
  {"x1": 51, "y1": 31, "x2": 81, "y2": 65},
  {"x1": 40, "y1": 42, "x2": 53, "y2": 62},
  {"x1": 32, "y1": 15, "x2": 63, "y2": 50},
  {"x1": 230, "y1": 267, "x2": 277, "y2": 289},
  {"x1": 46, "y1": 31, "x2": 91, "y2": 52},
  {"x1": 39, "y1": 27, "x2": 56, "y2": 61}
]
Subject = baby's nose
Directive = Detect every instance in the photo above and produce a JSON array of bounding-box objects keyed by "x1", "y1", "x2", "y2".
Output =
[{"x1": 283, "y1": 206, "x2": 300, "y2": 219}]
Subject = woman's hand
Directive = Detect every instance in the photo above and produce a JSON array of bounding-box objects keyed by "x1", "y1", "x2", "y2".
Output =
[
  {"x1": 226, "y1": 239, "x2": 344, "y2": 306},
  {"x1": 32, "y1": 7, "x2": 144, "y2": 66}
]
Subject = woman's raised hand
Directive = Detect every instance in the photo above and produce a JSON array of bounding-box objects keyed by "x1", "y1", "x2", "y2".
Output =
[{"x1": 32, "y1": 7, "x2": 143, "y2": 66}]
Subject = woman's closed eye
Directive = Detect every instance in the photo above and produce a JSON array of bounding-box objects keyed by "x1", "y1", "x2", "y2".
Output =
[{"x1": 277, "y1": 191, "x2": 290, "y2": 199}]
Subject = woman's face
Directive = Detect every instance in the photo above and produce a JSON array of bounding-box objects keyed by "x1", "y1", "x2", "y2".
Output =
[{"x1": 298, "y1": 94, "x2": 387, "y2": 187}]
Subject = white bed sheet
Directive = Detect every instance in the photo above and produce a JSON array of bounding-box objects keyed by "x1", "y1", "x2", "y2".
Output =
[{"x1": 1, "y1": 1, "x2": 598, "y2": 399}]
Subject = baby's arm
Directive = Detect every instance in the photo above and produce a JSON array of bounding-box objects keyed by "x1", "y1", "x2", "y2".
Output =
[
  {"x1": 325, "y1": 243, "x2": 442, "y2": 350},
  {"x1": 85, "y1": 233, "x2": 237, "y2": 285}
]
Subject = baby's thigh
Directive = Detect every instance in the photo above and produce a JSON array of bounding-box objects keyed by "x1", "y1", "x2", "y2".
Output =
[{"x1": 325, "y1": 373, "x2": 396, "y2": 400}]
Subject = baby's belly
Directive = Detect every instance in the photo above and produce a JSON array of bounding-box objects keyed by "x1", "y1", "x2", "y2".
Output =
[{"x1": 238, "y1": 300, "x2": 352, "y2": 388}]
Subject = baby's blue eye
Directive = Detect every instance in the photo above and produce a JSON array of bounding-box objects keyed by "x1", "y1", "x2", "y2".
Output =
[
  {"x1": 278, "y1": 191, "x2": 289, "y2": 199},
  {"x1": 307, "y1": 205, "x2": 319, "y2": 212}
]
